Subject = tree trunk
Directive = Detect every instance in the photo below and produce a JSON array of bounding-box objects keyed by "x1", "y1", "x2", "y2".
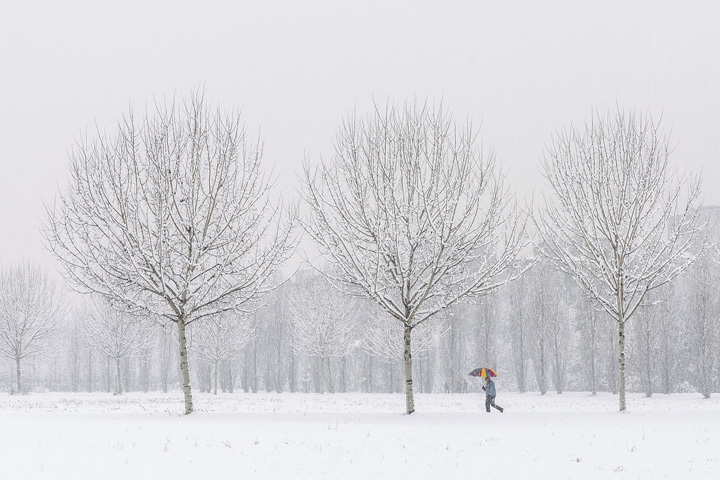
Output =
[
  {"x1": 553, "y1": 338, "x2": 564, "y2": 394},
  {"x1": 515, "y1": 322, "x2": 527, "y2": 393},
  {"x1": 15, "y1": 357, "x2": 22, "y2": 394},
  {"x1": 227, "y1": 360, "x2": 236, "y2": 393},
  {"x1": 590, "y1": 343, "x2": 597, "y2": 395},
  {"x1": 288, "y1": 349, "x2": 296, "y2": 393},
  {"x1": 326, "y1": 356, "x2": 334, "y2": 394},
  {"x1": 275, "y1": 333, "x2": 284, "y2": 394},
  {"x1": 403, "y1": 325, "x2": 415, "y2": 415},
  {"x1": 213, "y1": 360, "x2": 219, "y2": 395},
  {"x1": 314, "y1": 357, "x2": 323, "y2": 393},
  {"x1": 619, "y1": 319, "x2": 626, "y2": 411},
  {"x1": 177, "y1": 319, "x2": 194, "y2": 414},
  {"x1": 364, "y1": 355, "x2": 373, "y2": 393},
  {"x1": 142, "y1": 350, "x2": 150, "y2": 393},
  {"x1": 424, "y1": 351, "x2": 434, "y2": 393},
  {"x1": 340, "y1": 356, "x2": 347, "y2": 393},
  {"x1": 115, "y1": 358, "x2": 123, "y2": 394},
  {"x1": 161, "y1": 330, "x2": 171, "y2": 394},
  {"x1": 88, "y1": 348, "x2": 93, "y2": 393},
  {"x1": 644, "y1": 328, "x2": 653, "y2": 398},
  {"x1": 251, "y1": 341, "x2": 258, "y2": 393},
  {"x1": 538, "y1": 341, "x2": 547, "y2": 395}
]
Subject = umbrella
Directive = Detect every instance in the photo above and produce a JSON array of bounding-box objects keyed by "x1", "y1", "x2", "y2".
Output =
[{"x1": 468, "y1": 367, "x2": 497, "y2": 378}]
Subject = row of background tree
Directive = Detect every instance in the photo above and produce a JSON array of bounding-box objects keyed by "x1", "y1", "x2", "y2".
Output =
[
  {"x1": 0, "y1": 96, "x2": 713, "y2": 415},
  {"x1": 3, "y1": 218, "x2": 718, "y2": 398}
]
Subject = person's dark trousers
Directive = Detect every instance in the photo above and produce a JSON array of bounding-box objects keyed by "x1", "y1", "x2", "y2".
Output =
[{"x1": 486, "y1": 395, "x2": 504, "y2": 412}]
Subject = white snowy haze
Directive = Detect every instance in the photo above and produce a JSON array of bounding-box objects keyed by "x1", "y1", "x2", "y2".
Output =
[{"x1": 1, "y1": 0, "x2": 720, "y2": 271}]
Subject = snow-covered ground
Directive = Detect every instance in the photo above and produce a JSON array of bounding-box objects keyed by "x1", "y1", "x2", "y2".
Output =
[{"x1": 1, "y1": 391, "x2": 718, "y2": 479}]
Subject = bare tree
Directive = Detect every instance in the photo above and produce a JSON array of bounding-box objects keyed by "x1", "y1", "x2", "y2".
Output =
[
  {"x1": 575, "y1": 298, "x2": 604, "y2": 395},
  {"x1": 681, "y1": 251, "x2": 719, "y2": 398},
  {"x1": 158, "y1": 322, "x2": 177, "y2": 393},
  {"x1": 44, "y1": 92, "x2": 296, "y2": 414},
  {"x1": 655, "y1": 290, "x2": 677, "y2": 395},
  {"x1": 471, "y1": 295, "x2": 500, "y2": 390},
  {"x1": 0, "y1": 263, "x2": 62, "y2": 394},
  {"x1": 254, "y1": 276, "x2": 291, "y2": 394},
  {"x1": 526, "y1": 262, "x2": 556, "y2": 395},
  {"x1": 547, "y1": 272, "x2": 571, "y2": 394},
  {"x1": 191, "y1": 312, "x2": 255, "y2": 395},
  {"x1": 302, "y1": 101, "x2": 526, "y2": 414},
  {"x1": 507, "y1": 273, "x2": 531, "y2": 393},
  {"x1": 288, "y1": 275, "x2": 355, "y2": 393},
  {"x1": 536, "y1": 109, "x2": 703, "y2": 411},
  {"x1": 79, "y1": 297, "x2": 156, "y2": 394},
  {"x1": 630, "y1": 299, "x2": 659, "y2": 398}
]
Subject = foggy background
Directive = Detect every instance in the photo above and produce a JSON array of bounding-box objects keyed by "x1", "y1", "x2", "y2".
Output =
[{"x1": 2, "y1": 0, "x2": 720, "y2": 271}]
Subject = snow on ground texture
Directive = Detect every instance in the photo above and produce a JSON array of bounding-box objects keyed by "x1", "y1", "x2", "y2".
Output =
[{"x1": 1, "y1": 391, "x2": 718, "y2": 479}]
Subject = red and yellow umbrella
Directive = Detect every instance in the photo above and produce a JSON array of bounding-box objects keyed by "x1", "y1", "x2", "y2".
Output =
[{"x1": 468, "y1": 367, "x2": 497, "y2": 378}]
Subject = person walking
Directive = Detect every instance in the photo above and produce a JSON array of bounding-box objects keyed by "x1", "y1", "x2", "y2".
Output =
[{"x1": 482, "y1": 376, "x2": 504, "y2": 413}]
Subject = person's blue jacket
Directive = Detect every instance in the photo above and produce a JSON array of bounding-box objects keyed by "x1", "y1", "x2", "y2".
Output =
[{"x1": 484, "y1": 378, "x2": 496, "y2": 396}]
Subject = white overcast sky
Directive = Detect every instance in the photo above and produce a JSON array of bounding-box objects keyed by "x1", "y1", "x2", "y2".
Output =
[{"x1": 2, "y1": 1, "x2": 720, "y2": 272}]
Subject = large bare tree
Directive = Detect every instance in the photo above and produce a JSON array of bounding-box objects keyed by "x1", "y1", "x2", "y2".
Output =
[
  {"x1": 302, "y1": 102, "x2": 526, "y2": 414},
  {"x1": 0, "y1": 262, "x2": 63, "y2": 394},
  {"x1": 536, "y1": 109, "x2": 703, "y2": 411},
  {"x1": 44, "y1": 92, "x2": 295, "y2": 414}
]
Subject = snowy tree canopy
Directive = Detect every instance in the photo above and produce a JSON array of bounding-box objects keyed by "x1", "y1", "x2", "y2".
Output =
[
  {"x1": 303, "y1": 102, "x2": 526, "y2": 330},
  {"x1": 44, "y1": 93, "x2": 295, "y2": 324}
]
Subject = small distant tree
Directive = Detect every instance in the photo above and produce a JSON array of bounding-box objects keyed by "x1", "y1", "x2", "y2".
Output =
[
  {"x1": 0, "y1": 263, "x2": 62, "y2": 394},
  {"x1": 682, "y1": 251, "x2": 719, "y2": 398},
  {"x1": 655, "y1": 291, "x2": 676, "y2": 395},
  {"x1": 473, "y1": 295, "x2": 499, "y2": 381},
  {"x1": 537, "y1": 109, "x2": 703, "y2": 411},
  {"x1": 507, "y1": 274, "x2": 531, "y2": 393},
  {"x1": 575, "y1": 298, "x2": 604, "y2": 395},
  {"x1": 631, "y1": 299, "x2": 659, "y2": 398},
  {"x1": 44, "y1": 92, "x2": 295, "y2": 413},
  {"x1": 548, "y1": 278, "x2": 571, "y2": 394},
  {"x1": 79, "y1": 297, "x2": 156, "y2": 394},
  {"x1": 527, "y1": 263, "x2": 553, "y2": 395},
  {"x1": 288, "y1": 276, "x2": 355, "y2": 393},
  {"x1": 158, "y1": 322, "x2": 177, "y2": 393},
  {"x1": 191, "y1": 313, "x2": 255, "y2": 395},
  {"x1": 303, "y1": 101, "x2": 526, "y2": 414}
]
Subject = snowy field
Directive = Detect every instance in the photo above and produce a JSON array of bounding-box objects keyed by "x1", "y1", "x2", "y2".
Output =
[{"x1": 1, "y1": 391, "x2": 718, "y2": 480}]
